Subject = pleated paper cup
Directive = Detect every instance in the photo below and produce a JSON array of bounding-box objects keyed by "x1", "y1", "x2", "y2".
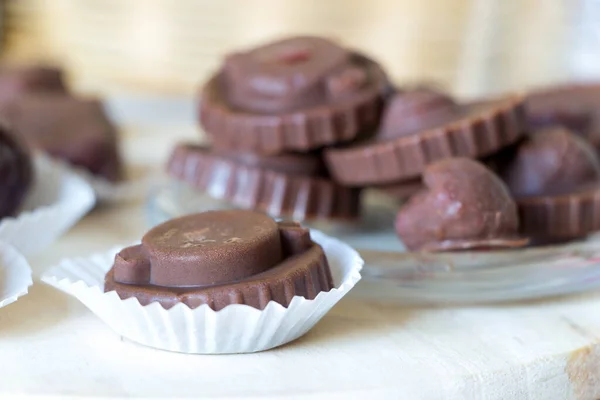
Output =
[
  {"x1": 0, "y1": 241, "x2": 33, "y2": 309},
  {"x1": 41, "y1": 230, "x2": 363, "y2": 354},
  {"x1": 0, "y1": 154, "x2": 96, "y2": 255}
]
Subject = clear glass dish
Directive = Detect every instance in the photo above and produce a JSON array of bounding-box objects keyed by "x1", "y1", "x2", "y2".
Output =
[{"x1": 147, "y1": 181, "x2": 600, "y2": 304}]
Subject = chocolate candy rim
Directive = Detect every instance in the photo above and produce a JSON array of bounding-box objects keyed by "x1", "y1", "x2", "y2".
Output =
[
  {"x1": 168, "y1": 144, "x2": 361, "y2": 220},
  {"x1": 105, "y1": 243, "x2": 334, "y2": 311},
  {"x1": 199, "y1": 53, "x2": 388, "y2": 154},
  {"x1": 323, "y1": 95, "x2": 527, "y2": 186},
  {"x1": 517, "y1": 185, "x2": 600, "y2": 238}
]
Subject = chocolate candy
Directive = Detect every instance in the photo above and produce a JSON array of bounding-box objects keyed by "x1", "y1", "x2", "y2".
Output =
[
  {"x1": 395, "y1": 158, "x2": 526, "y2": 252},
  {"x1": 168, "y1": 144, "x2": 361, "y2": 220},
  {"x1": 498, "y1": 128, "x2": 600, "y2": 238},
  {"x1": 104, "y1": 210, "x2": 334, "y2": 310},
  {"x1": 324, "y1": 95, "x2": 526, "y2": 186},
  {"x1": 5, "y1": 95, "x2": 122, "y2": 182},
  {"x1": 526, "y1": 84, "x2": 600, "y2": 148},
  {"x1": 0, "y1": 125, "x2": 32, "y2": 218},
  {"x1": 0, "y1": 66, "x2": 66, "y2": 113},
  {"x1": 200, "y1": 36, "x2": 388, "y2": 154},
  {"x1": 500, "y1": 127, "x2": 600, "y2": 197},
  {"x1": 377, "y1": 87, "x2": 457, "y2": 141}
]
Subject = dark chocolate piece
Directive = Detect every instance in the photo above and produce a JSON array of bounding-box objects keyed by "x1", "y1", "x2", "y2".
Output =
[
  {"x1": 104, "y1": 211, "x2": 334, "y2": 310},
  {"x1": 0, "y1": 125, "x2": 32, "y2": 218},
  {"x1": 324, "y1": 95, "x2": 526, "y2": 186},
  {"x1": 5, "y1": 95, "x2": 122, "y2": 182},
  {"x1": 395, "y1": 158, "x2": 526, "y2": 252},
  {"x1": 168, "y1": 143, "x2": 361, "y2": 221},
  {"x1": 200, "y1": 36, "x2": 388, "y2": 154},
  {"x1": 0, "y1": 66, "x2": 66, "y2": 113},
  {"x1": 377, "y1": 87, "x2": 457, "y2": 141}
]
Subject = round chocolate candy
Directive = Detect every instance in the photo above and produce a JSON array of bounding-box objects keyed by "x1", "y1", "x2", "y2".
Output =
[
  {"x1": 526, "y1": 83, "x2": 600, "y2": 148},
  {"x1": 200, "y1": 36, "x2": 389, "y2": 154},
  {"x1": 497, "y1": 127, "x2": 600, "y2": 239},
  {"x1": 377, "y1": 87, "x2": 457, "y2": 141},
  {"x1": 223, "y1": 36, "x2": 350, "y2": 113},
  {"x1": 499, "y1": 127, "x2": 600, "y2": 198},
  {"x1": 167, "y1": 144, "x2": 361, "y2": 221},
  {"x1": 0, "y1": 125, "x2": 32, "y2": 218},
  {"x1": 395, "y1": 158, "x2": 527, "y2": 252},
  {"x1": 324, "y1": 95, "x2": 526, "y2": 186},
  {"x1": 105, "y1": 210, "x2": 334, "y2": 310}
]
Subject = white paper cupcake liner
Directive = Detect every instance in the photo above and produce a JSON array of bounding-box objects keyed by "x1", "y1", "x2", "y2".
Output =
[
  {"x1": 0, "y1": 155, "x2": 96, "y2": 255},
  {"x1": 0, "y1": 241, "x2": 33, "y2": 309},
  {"x1": 41, "y1": 230, "x2": 363, "y2": 354}
]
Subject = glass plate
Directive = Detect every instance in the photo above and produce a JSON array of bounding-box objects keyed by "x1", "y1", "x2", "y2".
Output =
[{"x1": 147, "y1": 181, "x2": 600, "y2": 304}]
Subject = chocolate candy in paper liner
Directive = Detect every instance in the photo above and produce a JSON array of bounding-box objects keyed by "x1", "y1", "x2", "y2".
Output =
[
  {"x1": 106, "y1": 211, "x2": 334, "y2": 311},
  {"x1": 395, "y1": 158, "x2": 527, "y2": 252},
  {"x1": 167, "y1": 144, "x2": 361, "y2": 221},
  {"x1": 42, "y1": 228, "x2": 362, "y2": 354},
  {"x1": 324, "y1": 95, "x2": 527, "y2": 186},
  {"x1": 200, "y1": 36, "x2": 389, "y2": 154}
]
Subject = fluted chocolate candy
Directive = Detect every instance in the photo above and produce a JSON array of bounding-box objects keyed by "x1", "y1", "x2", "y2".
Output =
[
  {"x1": 6, "y1": 95, "x2": 122, "y2": 182},
  {"x1": 200, "y1": 36, "x2": 388, "y2": 154},
  {"x1": 325, "y1": 95, "x2": 526, "y2": 186},
  {"x1": 168, "y1": 144, "x2": 361, "y2": 221},
  {"x1": 526, "y1": 84, "x2": 600, "y2": 148},
  {"x1": 0, "y1": 125, "x2": 32, "y2": 218},
  {"x1": 500, "y1": 127, "x2": 600, "y2": 197},
  {"x1": 498, "y1": 128, "x2": 600, "y2": 239},
  {"x1": 395, "y1": 158, "x2": 526, "y2": 252},
  {"x1": 377, "y1": 87, "x2": 457, "y2": 141},
  {"x1": 105, "y1": 210, "x2": 334, "y2": 310}
]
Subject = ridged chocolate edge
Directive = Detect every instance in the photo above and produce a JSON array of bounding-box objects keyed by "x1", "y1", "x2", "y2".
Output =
[
  {"x1": 324, "y1": 95, "x2": 527, "y2": 186},
  {"x1": 199, "y1": 56, "x2": 387, "y2": 154},
  {"x1": 518, "y1": 187, "x2": 600, "y2": 238},
  {"x1": 168, "y1": 144, "x2": 361, "y2": 220},
  {"x1": 105, "y1": 244, "x2": 334, "y2": 311}
]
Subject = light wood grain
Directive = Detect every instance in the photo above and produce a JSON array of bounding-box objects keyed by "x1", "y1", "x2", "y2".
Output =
[{"x1": 8, "y1": 0, "x2": 594, "y2": 98}]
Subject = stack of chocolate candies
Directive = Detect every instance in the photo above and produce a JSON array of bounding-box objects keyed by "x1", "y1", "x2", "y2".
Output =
[{"x1": 168, "y1": 36, "x2": 390, "y2": 221}]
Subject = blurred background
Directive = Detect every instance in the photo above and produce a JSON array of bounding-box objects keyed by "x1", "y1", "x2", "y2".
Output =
[{"x1": 3, "y1": 0, "x2": 599, "y2": 101}]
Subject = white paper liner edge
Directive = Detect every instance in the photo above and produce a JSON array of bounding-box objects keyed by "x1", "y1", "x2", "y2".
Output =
[
  {"x1": 0, "y1": 241, "x2": 33, "y2": 309},
  {"x1": 0, "y1": 155, "x2": 96, "y2": 255},
  {"x1": 41, "y1": 230, "x2": 363, "y2": 354}
]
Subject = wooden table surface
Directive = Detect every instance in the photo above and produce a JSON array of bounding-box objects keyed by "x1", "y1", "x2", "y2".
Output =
[{"x1": 2, "y1": 97, "x2": 599, "y2": 400}]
